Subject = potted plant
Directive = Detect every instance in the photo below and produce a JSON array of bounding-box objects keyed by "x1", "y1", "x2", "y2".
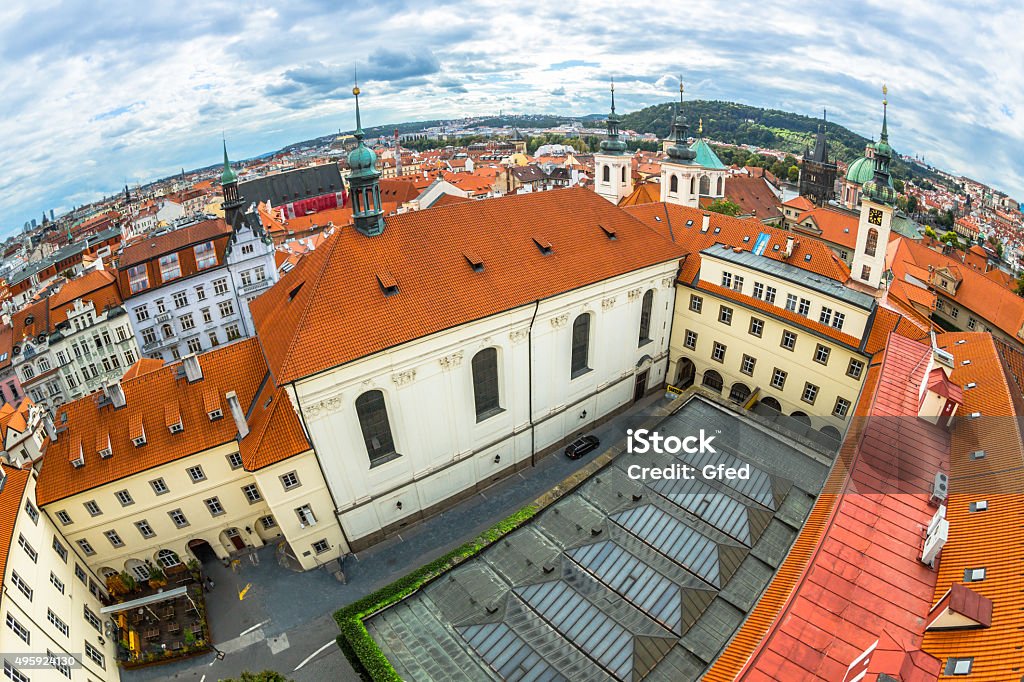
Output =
[
  {"x1": 147, "y1": 566, "x2": 167, "y2": 589},
  {"x1": 120, "y1": 571, "x2": 138, "y2": 593}
]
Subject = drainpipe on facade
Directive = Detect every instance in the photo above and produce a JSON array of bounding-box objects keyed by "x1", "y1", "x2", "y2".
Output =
[{"x1": 528, "y1": 300, "x2": 539, "y2": 467}]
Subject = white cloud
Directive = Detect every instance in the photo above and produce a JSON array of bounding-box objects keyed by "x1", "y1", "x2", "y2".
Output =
[{"x1": 1, "y1": 0, "x2": 1022, "y2": 235}]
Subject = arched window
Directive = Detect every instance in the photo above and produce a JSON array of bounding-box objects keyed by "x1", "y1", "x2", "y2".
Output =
[
  {"x1": 865, "y1": 228, "x2": 879, "y2": 257},
  {"x1": 570, "y1": 314, "x2": 591, "y2": 377},
  {"x1": 621, "y1": 166, "x2": 626, "y2": 183},
  {"x1": 156, "y1": 549, "x2": 181, "y2": 568},
  {"x1": 602, "y1": 165, "x2": 610, "y2": 182},
  {"x1": 162, "y1": 323, "x2": 173, "y2": 339},
  {"x1": 471, "y1": 348, "x2": 500, "y2": 420},
  {"x1": 690, "y1": 176, "x2": 696, "y2": 194},
  {"x1": 99, "y1": 567, "x2": 119, "y2": 579},
  {"x1": 356, "y1": 390, "x2": 397, "y2": 466},
  {"x1": 702, "y1": 370, "x2": 723, "y2": 392},
  {"x1": 716, "y1": 176, "x2": 724, "y2": 195},
  {"x1": 699, "y1": 175, "x2": 711, "y2": 195},
  {"x1": 669, "y1": 175, "x2": 679, "y2": 193},
  {"x1": 638, "y1": 290, "x2": 654, "y2": 344},
  {"x1": 22, "y1": 365, "x2": 34, "y2": 380}
]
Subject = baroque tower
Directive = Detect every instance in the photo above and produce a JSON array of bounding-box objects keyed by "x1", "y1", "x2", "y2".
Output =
[
  {"x1": 593, "y1": 79, "x2": 633, "y2": 204},
  {"x1": 851, "y1": 86, "x2": 896, "y2": 290}
]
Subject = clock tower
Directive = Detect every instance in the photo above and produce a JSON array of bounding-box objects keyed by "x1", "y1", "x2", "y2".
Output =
[
  {"x1": 594, "y1": 79, "x2": 633, "y2": 204},
  {"x1": 851, "y1": 86, "x2": 897, "y2": 290}
]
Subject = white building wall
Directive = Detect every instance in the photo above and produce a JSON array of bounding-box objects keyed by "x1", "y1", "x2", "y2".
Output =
[
  {"x1": 1, "y1": 471, "x2": 120, "y2": 681},
  {"x1": 294, "y1": 261, "x2": 679, "y2": 547}
]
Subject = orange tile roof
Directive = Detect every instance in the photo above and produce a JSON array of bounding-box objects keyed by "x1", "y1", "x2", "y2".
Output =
[
  {"x1": 624, "y1": 201, "x2": 852, "y2": 283},
  {"x1": 724, "y1": 174, "x2": 783, "y2": 220},
  {"x1": 36, "y1": 339, "x2": 268, "y2": 506},
  {"x1": 783, "y1": 195, "x2": 815, "y2": 212},
  {"x1": 710, "y1": 334, "x2": 948, "y2": 680},
  {"x1": 12, "y1": 297, "x2": 50, "y2": 343},
  {"x1": 49, "y1": 270, "x2": 122, "y2": 326},
  {"x1": 0, "y1": 325, "x2": 12, "y2": 370},
  {"x1": 921, "y1": 332, "x2": 1024, "y2": 679},
  {"x1": 616, "y1": 181, "x2": 661, "y2": 207},
  {"x1": 0, "y1": 399, "x2": 31, "y2": 442},
  {"x1": 889, "y1": 237, "x2": 1024, "y2": 341},
  {"x1": 252, "y1": 187, "x2": 687, "y2": 385},
  {"x1": 794, "y1": 206, "x2": 860, "y2": 250},
  {"x1": 237, "y1": 383, "x2": 310, "y2": 470},
  {"x1": 119, "y1": 218, "x2": 230, "y2": 269},
  {"x1": 120, "y1": 358, "x2": 163, "y2": 381},
  {"x1": 0, "y1": 464, "x2": 32, "y2": 592}
]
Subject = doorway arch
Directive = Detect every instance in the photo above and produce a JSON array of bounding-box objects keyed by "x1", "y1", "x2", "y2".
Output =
[
  {"x1": 188, "y1": 538, "x2": 217, "y2": 564},
  {"x1": 674, "y1": 358, "x2": 696, "y2": 390},
  {"x1": 760, "y1": 396, "x2": 782, "y2": 411}
]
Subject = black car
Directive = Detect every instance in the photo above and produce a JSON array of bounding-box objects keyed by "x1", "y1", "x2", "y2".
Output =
[{"x1": 565, "y1": 435, "x2": 600, "y2": 459}]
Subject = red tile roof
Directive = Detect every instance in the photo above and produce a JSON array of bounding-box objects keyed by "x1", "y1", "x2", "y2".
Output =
[
  {"x1": 624, "y1": 201, "x2": 852, "y2": 283},
  {"x1": 724, "y1": 174, "x2": 783, "y2": 221},
  {"x1": 783, "y1": 196, "x2": 815, "y2": 212},
  {"x1": 709, "y1": 334, "x2": 948, "y2": 680},
  {"x1": 251, "y1": 188, "x2": 686, "y2": 384},
  {"x1": 36, "y1": 339, "x2": 273, "y2": 505},
  {"x1": 119, "y1": 218, "x2": 230, "y2": 269},
  {"x1": 794, "y1": 207, "x2": 860, "y2": 250},
  {"x1": 49, "y1": 270, "x2": 122, "y2": 326},
  {"x1": 0, "y1": 464, "x2": 31, "y2": 593}
]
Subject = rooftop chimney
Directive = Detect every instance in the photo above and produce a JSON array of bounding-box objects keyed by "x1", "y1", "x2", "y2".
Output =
[
  {"x1": 107, "y1": 381, "x2": 126, "y2": 409},
  {"x1": 225, "y1": 391, "x2": 249, "y2": 439},
  {"x1": 182, "y1": 354, "x2": 203, "y2": 383},
  {"x1": 784, "y1": 236, "x2": 795, "y2": 258},
  {"x1": 701, "y1": 213, "x2": 711, "y2": 233}
]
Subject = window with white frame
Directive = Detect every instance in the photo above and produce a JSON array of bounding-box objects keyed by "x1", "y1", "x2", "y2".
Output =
[
  {"x1": 770, "y1": 368, "x2": 787, "y2": 389},
  {"x1": 159, "y1": 253, "x2": 181, "y2": 282},
  {"x1": 213, "y1": 278, "x2": 229, "y2": 295},
  {"x1": 186, "y1": 465, "x2": 206, "y2": 482}
]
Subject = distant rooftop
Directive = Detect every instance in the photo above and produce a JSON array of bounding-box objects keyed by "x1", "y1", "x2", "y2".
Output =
[
  {"x1": 366, "y1": 396, "x2": 835, "y2": 681},
  {"x1": 702, "y1": 244, "x2": 876, "y2": 310}
]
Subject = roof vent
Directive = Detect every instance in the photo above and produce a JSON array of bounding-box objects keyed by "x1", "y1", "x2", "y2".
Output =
[
  {"x1": 532, "y1": 237, "x2": 553, "y2": 255},
  {"x1": 463, "y1": 250, "x2": 484, "y2": 272},
  {"x1": 970, "y1": 449, "x2": 985, "y2": 460},
  {"x1": 599, "y1": 224, "x2": 617, "y2": 240},
  {"x1": 961, "y1": 360, "x2": 971, "y2": 366},
  {"x1": 965, "y1": 382, "x2": 976, "y2": 389},
  {"x1": 969, "y1": 412, "x2": 981, "y2": 419},
  {"x1": 376, "y1": 271, "x2": 399, "y2": 297},
  {"x1": 955, "y1": 339, "x2": 966, "y2": 345},
  {"x1": 106, "y1": 382, "x2": 126, "y2": 409},
  {"x1": 287, "y1": 282, "x2": 304, "y2": 302}
]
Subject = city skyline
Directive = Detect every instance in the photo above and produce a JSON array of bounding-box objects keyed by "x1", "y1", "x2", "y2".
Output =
[{"x1": 2, "y1": 0, "x2": 1021, "y2": 237}]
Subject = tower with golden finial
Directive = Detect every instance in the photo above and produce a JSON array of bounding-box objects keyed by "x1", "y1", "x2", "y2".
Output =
[
  {"x1": 346, "y1": 72, "x2": 386, "y2": 237},
  {"x1": 660, "y1": 77, "x2": 701, "y2": 208},
  {"x1": 852, "y1": 84, "x2": 896, "y2": 290}
]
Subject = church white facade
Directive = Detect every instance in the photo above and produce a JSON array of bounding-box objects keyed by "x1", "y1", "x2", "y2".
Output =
[{"x1": 291, "y1": 262, "x2": 679, "y2": 550}]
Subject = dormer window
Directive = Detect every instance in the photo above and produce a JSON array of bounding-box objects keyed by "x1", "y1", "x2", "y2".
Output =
[
  {"x1": 132, "y1": 435, "x2": 146, "y2": 447},
  {"x1": 99, "y1": 447, "x2": 112, "y2": 459},
  {"x1": 376, "y1": 271, "x2": 399, "y2": 297},
  {"x1": 463, "y1": 251, "x2": 484, "y2": 273},
  {"x1": 71, "y1": 454, "x2": 84, "y2": 468},
  {"x1": 532, "y1": 237, "x2": 553, "y2": 255},
  {"x1": 169, "y1": 421, "x2": 183, "y2": 434},
  {"x1": 208, "y1": 408, "x2": 223, "y2": 421}
]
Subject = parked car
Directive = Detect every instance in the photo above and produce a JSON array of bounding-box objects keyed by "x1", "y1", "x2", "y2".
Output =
[{"x1": 565, "y1": 435, "x2": 600, "y2": 460}]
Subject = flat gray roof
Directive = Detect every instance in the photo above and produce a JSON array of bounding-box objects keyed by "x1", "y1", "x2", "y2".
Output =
[
  {"x1": 701, "y1": 244, "x2": 876, "y2": 310},
  {"x1": 366, "y1": 397, "x2": 834, "y2": 681}
]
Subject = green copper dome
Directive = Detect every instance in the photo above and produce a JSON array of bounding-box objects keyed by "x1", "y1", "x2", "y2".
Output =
[
  {"x1": 689, "y1": 139, "x2": 725, "y2": 169},
  {"x1": 845, "y1": 154, "x2": 875, "y2": 185},
  {"x1": 347, "y1": 143, "x2": 378, "y2": 178},
  {"x1": 599, "y1": 80, "x2": 627, "y2": 155},
  {"x1": 665, "y1": 81, "x2": 696, "y2": 164}
]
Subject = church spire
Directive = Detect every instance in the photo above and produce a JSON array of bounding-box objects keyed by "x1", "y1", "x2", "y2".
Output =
[
  {"x1": 864, "y1": 84, "x2": 896, "y2": 205},
  {"x1": 665, "y1": 77, "x2": 695, "y2": 164},
  {"x1": 347, "y1": 77, "x2": 385, "y2": 236},
  {"x1": 220, "y1": 139, "x2": 243, "y2": 226},
  {"x1": 599, "y1": 78, "x2": 627, "y2": 155}
]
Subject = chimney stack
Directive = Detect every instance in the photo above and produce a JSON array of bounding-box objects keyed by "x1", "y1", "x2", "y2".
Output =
[
  {"x1": 784, "y1": 236, "x2": 795, "y2": 258},
  {"x1": 182, "y1": 354, "x2": 203, "y2": 383},
  {"x1": 225, "y1": 391, "x2": 249, "y2": 439},
  {"x1": 701, "y1": 213, "x2": 711, "y2": 233},
  {"x1": 107, "y1": 382, "x2": 126, "y2": 409}
]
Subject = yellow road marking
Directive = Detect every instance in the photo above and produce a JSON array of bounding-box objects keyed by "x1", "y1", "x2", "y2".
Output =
[{"x1": 238, "y1": 582, "x2": 252, "y2": 600}]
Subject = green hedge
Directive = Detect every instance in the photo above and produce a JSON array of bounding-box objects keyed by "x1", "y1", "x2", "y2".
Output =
[{"x1": 334, "y1": 505, "x2": 538, "y2": 681}]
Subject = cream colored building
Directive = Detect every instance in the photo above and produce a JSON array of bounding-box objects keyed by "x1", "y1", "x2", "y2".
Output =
[
  {"x1": 35, "y1": 340, "x2": 347, "y2": 577},
  {"x1": 1, "y1": 464, "x2": 120, "y2": 682}
]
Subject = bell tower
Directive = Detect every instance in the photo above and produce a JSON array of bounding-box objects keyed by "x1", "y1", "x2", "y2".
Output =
[
  {"x1": 593, "y1": 79, "x2": 633, "y2": 204},
  {"x1": 660, "y1": 78, "x2": 700, "y2": 207},
  {"x1": 852, "y1": 85, "x2": 896, "y2": 290}
]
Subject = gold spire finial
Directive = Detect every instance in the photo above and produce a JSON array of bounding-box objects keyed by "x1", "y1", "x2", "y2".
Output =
[
  {"x1": 698, "y1": 117, "x2": 703, "y2": 135},
  {"x1": 882, "y1": 83, "x2": 887, "y2": 105}
]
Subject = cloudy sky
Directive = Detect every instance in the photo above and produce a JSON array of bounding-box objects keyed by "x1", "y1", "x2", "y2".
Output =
[{"x1": 2, "y1": 0, "x2": 1021, "y2": 237}]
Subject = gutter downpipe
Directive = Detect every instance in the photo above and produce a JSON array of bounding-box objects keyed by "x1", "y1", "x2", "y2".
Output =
[{"x1": 528, "y1": 299, "x2": 540, "y2": 467}]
